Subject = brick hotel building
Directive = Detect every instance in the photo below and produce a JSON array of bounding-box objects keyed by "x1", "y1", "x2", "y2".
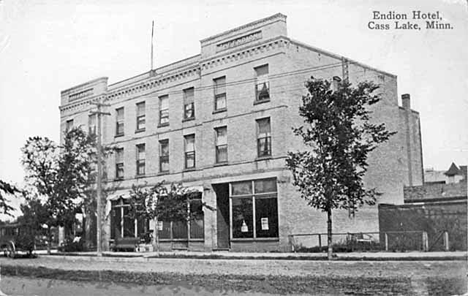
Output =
[{"x1": 59, "y1": 14, "x2": 423, "y2": 252}]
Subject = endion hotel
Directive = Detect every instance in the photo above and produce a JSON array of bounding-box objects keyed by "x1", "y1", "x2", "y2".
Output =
[{"x1": 59, "y1": 13, "x2": 423, "y2": 252}]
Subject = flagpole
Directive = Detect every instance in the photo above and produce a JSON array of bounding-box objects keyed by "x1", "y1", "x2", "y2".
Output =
[{"x1": 151, "y1": 20, "x2": 154, "y2": 70}]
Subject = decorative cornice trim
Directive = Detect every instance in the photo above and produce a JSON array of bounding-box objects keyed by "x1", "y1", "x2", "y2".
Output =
[
  {"x1": 200, "y1": 36, "x2": 289, "y2": 71},
  {"x1": 200, "y1": 13, "x2": 286, "y2": 44}
]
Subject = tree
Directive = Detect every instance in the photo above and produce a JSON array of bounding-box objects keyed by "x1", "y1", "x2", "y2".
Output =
[
  {"x1": 21, "y1": 127, "x2": 96, "y2": 253},
  {"x1": 127, "y1": 182, "x2": 211, "y2": 253},
  {"x1": 0, "y1": 180, "x2": 19, "y2": 216},
  {"x1": 286, "y1": 77, "x2": 396, "y2": 260}
]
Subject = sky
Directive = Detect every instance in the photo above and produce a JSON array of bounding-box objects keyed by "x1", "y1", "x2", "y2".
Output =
[{"x1": 0, "y1": 0, "x2": 467, "y2": 195}]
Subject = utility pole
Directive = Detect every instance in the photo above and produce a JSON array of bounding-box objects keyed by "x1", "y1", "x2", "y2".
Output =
[
  {"x1": 341, "y1": 57, "x2": 349, "y2": 83},
  {"x1": 90, "y1": 99, "x2": 110, "y2": 256}
]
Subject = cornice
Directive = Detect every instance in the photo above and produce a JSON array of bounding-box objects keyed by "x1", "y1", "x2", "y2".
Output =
[
  {"x1": 200, "y1": 36, "x2": 289, "y2": 71},
  {"x1": 200, "y1": 13, "x2": 287, "y2": 44}
]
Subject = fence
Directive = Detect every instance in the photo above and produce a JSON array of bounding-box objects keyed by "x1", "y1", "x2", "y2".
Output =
[{"x1": 288, "y1": 230, "x2": 453, "y2": 253}]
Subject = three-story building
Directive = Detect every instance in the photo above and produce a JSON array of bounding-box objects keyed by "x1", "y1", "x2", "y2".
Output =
[{"x1": 59, "y1": 13, "x2": 424, "y2": 252}]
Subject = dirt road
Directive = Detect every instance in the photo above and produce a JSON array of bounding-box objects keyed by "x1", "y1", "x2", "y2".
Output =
[{"x1": 0, "y1": 256, "x2": 466, "y2": 295}]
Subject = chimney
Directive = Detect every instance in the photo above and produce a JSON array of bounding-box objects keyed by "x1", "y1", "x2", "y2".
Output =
[{"x1": 402, "y1": 94, "x2": 411, "y2": 109}]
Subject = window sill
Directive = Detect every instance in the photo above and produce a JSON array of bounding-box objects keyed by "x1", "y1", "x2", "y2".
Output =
[
  {"x1": 255, "y1": 155, "x2": 272, "y2": 161},
  {"x1": 182, "y1": 117, "x2": 195, "y2": 122},
  {"x1": 113, "y1": 177, "x2": 124, "y2": 181},
  {"x1": 253, "y1": 99, "x2": 270, "y2": 105},
  {"x1": 115, "y1": 133, "x2": 124, "y2": 138},
  {"x1": 214, "y1": 162, "x2": 229, "y2": 167},
  {"x1": 231, "y1": 237, "x2": 279, "y2": 242},
  {"x1": 158, "y1": 123, "x2": 170, "y2": 128},
  {"x1": 135, "y1": 129, "x2": 146, "y2": 134},
  {"x1": 212, "y1": 108, "x2": 227, "y2": 114},
  {"x1": 158, "y1": 171, "x2": 170, "y2": 176},
  {"x1": 183, "y1": 168, "x2": 196, "y2": 172},
  {"x1": 135, "y1": 174, "x2": 146, "y2": 178}
]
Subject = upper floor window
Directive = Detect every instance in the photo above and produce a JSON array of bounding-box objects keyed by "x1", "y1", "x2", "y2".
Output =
[
  {"x1": 214, "y1": 76, "x2": 226, "y2": 111},
  {"x1": 159, "y1": 139, "x2": 169, "y2": 173},
  {"x1": 115, "y1": 148, "x2": 124, "y2": 179},
  {"x1": 184, "y1": 134, "x2": 195, "y2": 169},
  {"x1": 256, "y1": 118, "x2": 271, "y2": 157},
  {"x1": 136, "y1": 144, "x2": 145, "y2": 176},
  {"x1": 183, "y1": 88, "x2": 195, "y2": 120},
  {"x1": 88, "y1": 114, "x2": 97, "y2": 135},
  {"x1": 255, "y1": 65, "x2": 270, "y2": 103},
  {"x1": 136, "y1": 102, "x2": 146, "y2": 132},
  {"x1": 116, "y1": 107, "x2": 124, "y2": 137},
  {"x1": 65, "y1": 119, "x2": 74, "y2": 133},
  {"x1": 332, "y1": 76, "x2": 341, "y2": 92},
  {"x1": 215, "y1": 126, "x2": 228, "y2": 163},
  {"x1": 89, "y1": 152, "x2": 97, "y2": 183},
  {"x1": 159, "y1": 95, "x2": 169, "y2": 126}
]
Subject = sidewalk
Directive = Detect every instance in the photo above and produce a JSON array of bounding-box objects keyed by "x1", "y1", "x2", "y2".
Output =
[{"x1": 41, "y1": 249, "x2": 468, "y2": 261}]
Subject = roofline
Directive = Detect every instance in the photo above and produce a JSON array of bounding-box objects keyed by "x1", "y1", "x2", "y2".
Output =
[
  {"x1": 289, "y1": 39, "x2": 397, "y2": 78},
  {"x1": 200, "y1": 13, "x2": 287, "y2": 44},
  {"x1": 61, "y1": 77, "x2": 108, "y2": 95},
  {"x1": 107, "y1": 54, "x2": 201, "y2": 90}
]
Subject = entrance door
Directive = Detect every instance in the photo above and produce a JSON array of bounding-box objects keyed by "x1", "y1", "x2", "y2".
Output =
[{"x1": 213, "y1": 184, "x2": 230, "y2": 249}]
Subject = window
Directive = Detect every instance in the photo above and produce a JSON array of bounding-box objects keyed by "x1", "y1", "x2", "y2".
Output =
[
  {"x1": 159, "y1": 192, "x2": 204, "y2": 241},
  {"x1": 159, "y1": 95, "x2": 169, "y2": 126},
  {"x1": 65, "y1": 119, "x2": 74, "y2": 133},
  {"x1": 116, "y1": 107, "x2": 124, "y2": 136},
  {"x1": 231, "y1": 178, "x2": 278, "y2": 239},
  {"x1": 256, "y1": 118, "x2": 271, "y2": 157},
  {"x1": 89, "y1": 152, "x2": 97, "y2": 183},
  {"x1": 189, "y1": 195, "x2": 204, "y2": 239},
  {"x1": 215, "y1": 126, "x2": 228, "y2": 163},
  {"x1": 255, "y1": 65, "x2": 270, "y2": 102},
  {"x1": 184, "y1": 134, "x2": 195, "y2": 169},
  {"x1": 136, "y1": 144, "x2": 145, "y2": 176},
  {"x1": 159, "y1": 140, "x2": 169, "y2": 173},
  {"x1": 110, "y1": 198, "x2": 149, "y2": 239},
  {"x1": 183, "y1": 88, "x2": 195, "y2": 120},
  {"x1": 332, "y1": 76, "x2": 341, "y2": 92},
  {"x1": 115, "y1": 148, "x2": 124, "y2": 179},
  {"x1": 136, "y1": 102, "x2": 146, "y2": 132},
  {"x1": 88, "y1": 114, "x2": 97, "y2": 135},
  {"x1": 214, "y1": 76, "x2": 226, "y2": 111}
]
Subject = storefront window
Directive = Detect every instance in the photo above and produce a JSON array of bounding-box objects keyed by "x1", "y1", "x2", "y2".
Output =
[
  {"x1": 110, "y1": 198, "x2": 148, "y2": 239},
  {"x1": 232, "y1": 197, "x2": 253, "y2": 238},
  {"x1": 157, "y1": 192, "x2": 204, "y2": 241},
  {"x1": 231, "y1": 178, "x2": 278, "y2": 239}
]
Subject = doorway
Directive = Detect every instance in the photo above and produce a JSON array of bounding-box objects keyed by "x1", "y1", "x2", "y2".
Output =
[{"x1": 213, "y1": 183, "x2": 230, "y2": 250}]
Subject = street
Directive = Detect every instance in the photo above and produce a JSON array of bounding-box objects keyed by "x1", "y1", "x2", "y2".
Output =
[{"x1": 0, "y1": 255, "x2": 466, "y2": 295}]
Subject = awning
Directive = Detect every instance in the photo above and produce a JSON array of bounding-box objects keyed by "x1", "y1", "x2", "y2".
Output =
[{"x1": 107, "y1": 193, "x2": 131, "y2": 201}]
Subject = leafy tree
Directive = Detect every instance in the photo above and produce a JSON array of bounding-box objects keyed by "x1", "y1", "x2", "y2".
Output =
[
  {"x1": 0, "y1": 180, "x2": 19, "y2": 216},
  {"x1": 127, "y1": 182, "x2": 212, "y2": 252},
  {"x1": 21, "y1": 127, "x2": 96, "y2": 253},
  {"x1": 286, "y1": 77, "x2": 395, "y2": 259}
]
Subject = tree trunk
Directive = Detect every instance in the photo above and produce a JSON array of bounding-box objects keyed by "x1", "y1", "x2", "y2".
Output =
[
  {"x1": 327, "y1": 207, "x2": 333, "y2": 260},
  {"x1": 47, "y1": 228, "x2": 52, "y2": 255}
]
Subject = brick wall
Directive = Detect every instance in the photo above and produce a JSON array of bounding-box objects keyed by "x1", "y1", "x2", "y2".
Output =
[{"x1": 59, "y1": 14, "x2": 424, "y2": 252}]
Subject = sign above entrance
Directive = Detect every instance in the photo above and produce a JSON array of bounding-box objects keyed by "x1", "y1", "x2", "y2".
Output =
[{"x1": 216, "y1": 31, "x2": 262, "y2": 52}]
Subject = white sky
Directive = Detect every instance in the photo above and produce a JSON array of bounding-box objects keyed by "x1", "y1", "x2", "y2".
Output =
[{"x1": 0, "y1": 0, "x2": 467, "y2": 191}]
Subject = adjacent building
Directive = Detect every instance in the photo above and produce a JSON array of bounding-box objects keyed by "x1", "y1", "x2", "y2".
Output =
[
  {"x1": 379, "y1": 163, "x2": 467, "y2": 251},
  {"x1": 59, "y1": 14, "x2": 423, "y2": 252}
]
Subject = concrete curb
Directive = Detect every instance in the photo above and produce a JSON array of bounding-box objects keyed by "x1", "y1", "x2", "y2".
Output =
[{"x1": 43, "y1": 251, "x2": 468, "y2": 261}]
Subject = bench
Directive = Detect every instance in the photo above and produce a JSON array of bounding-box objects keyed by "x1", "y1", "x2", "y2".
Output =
[{"x1": 111, "y1": 237, "x2": 140, "y2": 252}]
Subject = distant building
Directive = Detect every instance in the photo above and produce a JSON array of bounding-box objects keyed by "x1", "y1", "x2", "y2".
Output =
[
  {"x1": 424, "y1": 162, "x2": 467, "y2": 185},
  {"x1": 379, "y1": 163, "x2": 467, "y2": 251},
  {"x1": 59, "y1": 14, "x2": 423, "y2": 252}
]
